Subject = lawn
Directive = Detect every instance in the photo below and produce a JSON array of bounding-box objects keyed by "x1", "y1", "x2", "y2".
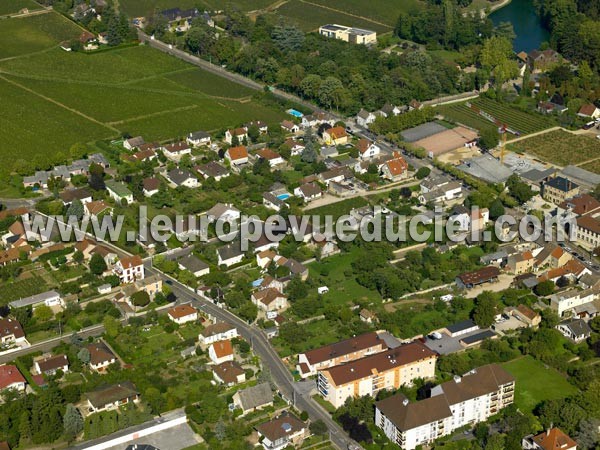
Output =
[
  {"x1": 509, "y1": 129, "x2": 600, "y2": 167},
  {"x1": 274, "y1": 1, "x2": 392, "y2": 33},
  {"x1": 439, "y1": 98, "x2": 555, "y2": 137},
  {"x1": 0, "y1": 12, "x2": 81, "y2": 59},
  {"x1": 580, "y1": 158, "x2": 600, "y2": 175},
  {"x1": 0, "y1": 274, "x2": 49, "y2": 305},
  {"x1": 302, "y1": 0, "x2": 423, "y2": 27},
  {"x1": 305, "y1": 197, "x2": 369, "y2": 220},
  {"x1": 502, "y1": 356, "x2": 577, "y2": 414},
  {"x1": 0, "y1": 0, "x2": 42, "y2": 16}
]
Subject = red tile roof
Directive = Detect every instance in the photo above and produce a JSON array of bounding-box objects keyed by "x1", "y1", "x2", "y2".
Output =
[
  {"x1": 532, "y1": 428, "x2": 577, "y2": 450},
  {"x1": 227, "y1": 146, "x2": 248, "y2": 161},
  {"x1": 578, "y1": 104, "x2": 598, "y2": 117},
  {"x1": 0, "y1": 365, "x2": 25, "y2": 390},
  {"x1": 168, "y1": 304, "x2": 198, "y2": 319},
  {"x1": 211, "y1": 339, "x2": 233, "y2": 358},
  {"x1": 560, "y1": 194, "x2": 600, "y2": 216},
  {"x1": 258, "y1": 148, "x2": 281, "y2": 160},
  {"x1": 119, "y1": 255, "x2": 143, "y2": 269}
]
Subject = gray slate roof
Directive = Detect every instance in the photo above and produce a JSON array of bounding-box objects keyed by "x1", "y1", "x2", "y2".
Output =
[{"x1": 235, "y1": 382, "x2": 273, "y2": 411}]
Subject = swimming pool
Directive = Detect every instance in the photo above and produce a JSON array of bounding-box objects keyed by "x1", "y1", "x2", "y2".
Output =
[
  {"x1": 277, "y1": 193, "x2": 291, "y2": 201},
  {"x1": 287, "y1": 109, "x2": 303, "y2": 118}
]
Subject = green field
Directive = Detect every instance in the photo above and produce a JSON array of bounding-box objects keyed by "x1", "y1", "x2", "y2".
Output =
[
  {"x1": 0, "y1": 20, "x2": 286, "y2": 179},
  {"x1": 0, "y1": 0, "x2": 42, "y2": 16},
  {"x1": 306, "y1": 0, "x2": 423, "y2": 27},
  {"x1": 502, "y1": 356, "x2": 577, "y2": 414},
  {"x1": 439, "y1": 98, "x2": 555, "y2": 137},
  {"x1": 0, "y1": 12, "x2": 81, "y2": 59},
  {"x1": 274, "y1": 0, "x2": 392, "y2": 33},
  {"x1": 509, "y1": 129, "x2": 600, "y2": 168}
]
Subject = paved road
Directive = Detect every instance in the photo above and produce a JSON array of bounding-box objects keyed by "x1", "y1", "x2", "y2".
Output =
[
  {"x1": 145, "y1": 261, "x2": 361, "y2": 450},
  {"x1": 0, "y1": 324, "x2": 104, "y2": 364}
]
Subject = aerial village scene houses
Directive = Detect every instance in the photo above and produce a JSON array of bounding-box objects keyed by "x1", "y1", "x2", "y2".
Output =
[{"x1": 1, "y1": 1, "x2": 600, "y2": 449}]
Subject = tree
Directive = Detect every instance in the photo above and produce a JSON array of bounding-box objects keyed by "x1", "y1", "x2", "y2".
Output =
[
  {"x1": 89, "y1": 253, "x2": 107, "y2": 275},
  {"x1": 247, "y1": 124, "x2": 260, "y2": 143},
  {"x1": 103, "y1": 316, "x2": 120, "y2": 337},
  {"x1": 310, "y1": 419, "x2": 328, "y2": 436},
  {"x1": 89, "y1": 163, "x2": 105, "y2": 191},
  {"x1": 131, "y1": 291, "x2": 150, "y2": 308},
  {"x1": 489, "y1": 198, "x2": 505, "y2": 219},
  {"x1": 271, "y1": 24, "x2": 305, "y2": 52},
  {"x1": 77, "y1": 347, "x2": 90, "y2": 364},
  {"x1": 34, "y1": 304, "x2": 53, "y2": 322},
  {"x1": 63, "y1": 404, "x2": 83, "y2": 439},
  {"x1": 73, "y1": 250, "x2": 84, "y2": 264},
  {"x1": 415, "y1": 167, "x2": 431, "y2": 180},
  {"x1": 485, "y1": 434, "x2": 506, "y2": 450},
  {"x1": 534, "y1": 280, "x2": 555, "y2": 296},
  {"x1": 67, "y1": 199, "x2": 85, "y2": 220},
  {"x1": 301, "y1": 128, "x2": 317, "y2": 163},
  {"x1": 479, "y1": 128, "x2": 499, "y2": 150},
  {"x1": 472, "y1": 291, "x2": 498, "y2": 327}
]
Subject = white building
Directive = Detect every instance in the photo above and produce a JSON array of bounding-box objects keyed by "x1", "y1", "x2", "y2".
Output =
[
  {"x1": 199, "y1": 322, "x2": 238, "y2": 345},
  {"x1": 550, "y1": 288, "x2": 598, "y2": 316},
  {"x1": 208, "y1": 339, "x2": 234, "y2": 365},
  {"x1": 113, "y1": 255, "x2": 145, "y2": 284},
  {"x1": 9, "y1": 290, "x2": 64, "y2": 310},
  {"x1": 168, "y1": 304, "x2": 199, "y2": 325},
  {"x1": 319, "y1": 24, "x2": 377, "y2": 45},
  {"x1": 375, "y1": 364, "x2": 515, "y2": 450}
]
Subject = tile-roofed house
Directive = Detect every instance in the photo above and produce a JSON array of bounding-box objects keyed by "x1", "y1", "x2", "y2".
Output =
[
  {"x1": 251, "y1": 288, "x2": 288, "y2": 312},
  {"x1": 509, "y1": 304, "x2": 541, "y2": 327},
  {"x1": 187, "y1": 130, "x2": 211, "y2": 146},
  {"x1": 84, "y1": 200, "x2": 112, "y2": 218},
  {"x1": 257, "y1": 148, "x2": 284, "y2": 167},
  {"x1": 322, "y1": 126, "x2": 348, "y2": 145},
  {"x1": 196, "y1": 161, "x2": 229, "y2": 181},
  {"x1": 206, "y1": 203, "x2": 241, "y2": 223},
  {"x1": 294, "y1": 182, "x2": 322, "y2": 202},
  {"x1": 209, "y1": 339, "x2": 234, "y2": 364},
  {"x1": 244, "y1": 120, "x2": 268, "y2": 133},
  {"x1": 318, "y1": 342, "x2": 438, "y2": 408},
  {"x1": 217, "y1": 242, "x2": 244, "y2": 267},
  {"x1": 0, "y1": 365, "x2": 26, "y2": 392},
  {"x1": 86, "y1": 381, "x2": 139, "y2": 412},
  {"x1": 456, "y1": 266, "x2": 500, "y2": 289},
  {"x1": 86, "y1": 342, "x2": 117, "y2": 372},
  {"x1": 263, "y1": 192, "x2": 286, "y2": 211},
  {"x1": 577, "y1": 103, "x2": 600, "y2": 119},
  {"x1": 381, "y1": 153, "x2": 409, "y2": 181},
  {"x1": 507, "y1": 250, "x2": 535, "y2": 275},
  {"x1": 281, "y1": 120, "x2": 300, "y2": 133},
  {"x1": 232, "y1": 382, "x2": 273, "y2": 415},
  {"x1": 556, "y1": 318, "x2": 592, "y2": 342},
  {"x1": 575, "y1": 215, "x2": 600, "y2": 250},
  {"x1": 319, "y1": 167, "x2": 352, "y2": 186},
  {"x1": 225, "y1": 127, "x2": 248, "y2": 145},
  {"x1": 523, "y1": 427, "x2": 577, "y2": 450},
  {"x1": 284, "y1": 138, "x2": 305, "y2": 156},
  {"x1": 356, "y1": 109, "x2": 377, "y2": 127},
  {"x1": 123, "y1": 136, "x2": 145, "y2": 150},
  {"x1": 559, "y1": 193, "x2": 600, "y2": 216},
  {"x1": 0, "y1": 318, "x2": 26, "y2": 346},
  {"x1": 177, "y1": 254, "x2": 210, "y2": 277},
  {"x1": 143, "y1": 177, "x2": 161, "y2": 197},
  {"x1": 297, "y1": 331, "x2": 387, "y2": 378},
  {"x1": 34, "y1": 354, "x2": 69, "y2": 376},
  {"x1": 162, "y1": 141, "x2": 191, "y2": 161},
  {"x1": 59, "y1": 187, "x2": 92, "y2": 205},
  {"x1": 131, "y1": 148, "x2": 157, "y2": 162},
  {"x1": 166, "y1": 168, "x2": 199, "y2": 188},
  {"x1": 225, "y1": 145, "x2": 249, "y2": 165},
  {"x1": 356, "y1": 138, "x2": 380, "y2": 159},
  {"x1": 255, "y1": 413, "x2": 308, "y2": 450},
  {"x1": 199, "y1": 322, "x2": 238, "y2": 345},
  {"x1": 168, "y1": 304, "x2": 198, "y2": 325},
  {"x1": 212, "y1": 360, "x2": 245, "y2": 386},
  {"x1": 114, "y1": 255, "x2": 144, "y2": 283}
]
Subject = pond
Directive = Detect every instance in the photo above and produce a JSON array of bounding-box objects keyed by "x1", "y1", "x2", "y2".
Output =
[{"x1": 490, "y1": 0, "x2": 549, "y2": 52}]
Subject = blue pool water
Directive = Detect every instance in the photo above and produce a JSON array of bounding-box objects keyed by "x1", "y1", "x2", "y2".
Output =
[
  {"x1": 252, "y1": 278, "x2": 263, "y2": 287},
  {"x1": 288, "y1": 109, "x2": 303, "y2": 118},
  {"x1": 277, "y1": 193, "x2": 291, "y2": 200}
]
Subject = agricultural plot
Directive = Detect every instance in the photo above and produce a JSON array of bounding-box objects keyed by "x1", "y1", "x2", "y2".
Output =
[
  {"x1": 306, "y1": 0, "x2": 423, "y2": 27},
  {"x1": 274, "y1": 1, "x2": 391, "y2": 33},
  {"x1": 510, "y1": 130, "x2": 600, "y2": 167},
  {"x1": 119, "y1": 0, "x2": 274, "y2": 16},
  {"x1": 580, "y1": 158, "x2": 600, "y2": 175},
  {"x1": 439, "y1": 98, "x2": 555, "y2": 137},
  {"x1": 0, "y1": 12, "x2": 81, "y2": 59},
  {"x1": 0, "y1": 39, "x2": 286, "y2": 178},
  {"x1": 0, "y1": 0, "x2": 42, "y2": 16}
]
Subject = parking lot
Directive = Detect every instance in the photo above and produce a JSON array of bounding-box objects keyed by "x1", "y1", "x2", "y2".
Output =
[{"x1": 423, "y1": 328, "x2": 494, "y2": 355}]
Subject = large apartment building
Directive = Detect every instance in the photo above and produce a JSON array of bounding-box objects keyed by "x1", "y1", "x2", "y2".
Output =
[
  {"x1": 297, "y1": 332, "x2": 387, "y2": 378},
  {"x1": 375, "y1": 364, "x2": 515, "y2": 450},
  {"x1": 317, "y1": 342, "x2": 437, "y2": 408}
]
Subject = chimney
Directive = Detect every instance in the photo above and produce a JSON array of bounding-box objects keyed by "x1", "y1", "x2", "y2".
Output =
[
  {"x1": 454, "y1": 375, "x2": 462, "y2": 384},
  {"x1": 402, "y1": 399, "x2": 409, "y2": 406}
]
